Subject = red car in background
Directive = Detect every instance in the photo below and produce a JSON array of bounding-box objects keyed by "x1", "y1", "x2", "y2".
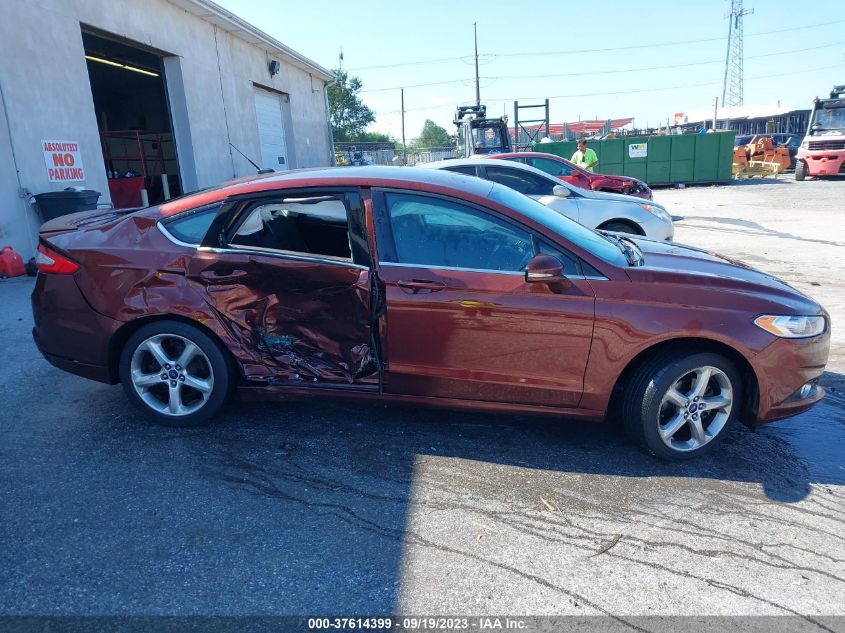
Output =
[{"x1": 492, "y1": 152, "x2": 653, "y2": 200}]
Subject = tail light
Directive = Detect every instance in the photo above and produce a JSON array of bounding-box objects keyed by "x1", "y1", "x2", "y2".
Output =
[{"x1": 35, "y1": 243, "x2": 79, "y2": 274}]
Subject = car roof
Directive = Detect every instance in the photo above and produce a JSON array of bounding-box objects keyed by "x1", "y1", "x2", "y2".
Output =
[
  {"x1": 157, "y1": 165, "x2": 495, "y2": 216},
  {"x1": 489, "y1": 151, "x2": 571, "y2": 162},
  {"x1": 421, "y1": 156, "x2": 588, "y2": 192},
  {"x1": 422, "y1": 157, "x2": 565, "y2": 180}
]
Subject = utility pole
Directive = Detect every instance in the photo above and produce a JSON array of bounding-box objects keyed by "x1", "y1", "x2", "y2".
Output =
[
  {"x1": 338, "y1": 47, "x2": 344, "y2": 73},
  {"x1": 401, "y1": 88, "x2": 407, "y2": 166},
  {"x1": 713, "y1": 96, "x2": 719, "y2": 130},
  {"x1": 722, "y1": 0, "x2": 753, "y2": 107},
  {"x1": 473, "y1": 22, "x2": 480, "y2": 106}
]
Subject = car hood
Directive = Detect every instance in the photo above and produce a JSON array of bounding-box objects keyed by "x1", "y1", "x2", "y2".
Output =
[
  {"x1": 576, "y1": 187, "x2": 659, "y2": 205},
  {"x1": 625, "y1": 238, "x2": 822, "y2": 313},
  {"x1": 593, "y1": 173, "x2": 645, "y2": 187}
]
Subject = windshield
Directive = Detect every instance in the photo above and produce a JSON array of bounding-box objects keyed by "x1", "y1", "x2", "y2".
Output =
[
  {"x1": 812, "y1": 106, "x2": 845, "y2": 133},
  {"x1": 471, "y1": 125, "x2": 508, "y2": 152},
  {"x1": 488, "y1": 183, "x2": 628, "y2": 267}
]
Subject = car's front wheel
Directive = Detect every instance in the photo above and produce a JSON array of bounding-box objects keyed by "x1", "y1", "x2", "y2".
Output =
[
  {"x1": 119, "y1": 320, "x2": 230, "y2": 426},
  {"x1": 795, "y1": 160, "x2": 807, "y2": 181},
  {"x1": 599, "y1": 221, "x2": 642, "y2": 235},
  {"x1": 622, "y1": 351, "x2": 741, "y2": 460}
]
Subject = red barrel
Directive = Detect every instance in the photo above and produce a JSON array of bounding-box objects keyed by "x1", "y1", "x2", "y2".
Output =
[{"x1": 0, "y1": 246, "x2": 26, "y2": 278}]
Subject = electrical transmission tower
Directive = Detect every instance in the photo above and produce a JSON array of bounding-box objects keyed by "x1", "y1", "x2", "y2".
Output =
[{"x1": 722, "y1": 0, "x2": 753, "y2": 107}]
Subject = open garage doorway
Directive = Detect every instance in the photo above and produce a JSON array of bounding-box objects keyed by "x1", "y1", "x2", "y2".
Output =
[{"x1": 82, "y1": 30, "x2": 182, "y2": 208}]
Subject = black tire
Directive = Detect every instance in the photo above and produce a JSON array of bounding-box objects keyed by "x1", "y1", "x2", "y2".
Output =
[
  {"x1": 600, "y1": 221, "x2": 641, "y2": 235},
  {"x1": 795, "y1": 160, "x2": 807, "y2": 181},
  {"x1": 621, "y1": 351, "x2": 742, "y2": 461},
  {"x1": 119, "y1": 320, "x2": 230, "y2": 426}
]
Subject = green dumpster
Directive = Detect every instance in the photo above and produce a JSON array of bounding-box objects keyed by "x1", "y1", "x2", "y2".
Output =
[{"x1": 533, "y1": 131, "x2": 736, "y2": 186}]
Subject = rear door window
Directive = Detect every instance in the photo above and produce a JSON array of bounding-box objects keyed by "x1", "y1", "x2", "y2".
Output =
[
  {"x1": 444, "y1": 165, "x2": 481, "y2": 177},
  {"x1": 230, "y1": 195, "x2": 353, "y2": 261},
  {"x1": 485, "y1": 166, "x2": 556, "y2": 196},
  {"x1": 530, "y1": 157, "x2": 574, "y2": 177}
]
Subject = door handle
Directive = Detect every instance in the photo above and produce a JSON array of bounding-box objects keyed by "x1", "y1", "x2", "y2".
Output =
[
  {"x1": 200, "y1": 269, "x2": 249, "y2": 282},
  {"x1": 396, "y1": 279, "x2": 445, "y2": 294}
]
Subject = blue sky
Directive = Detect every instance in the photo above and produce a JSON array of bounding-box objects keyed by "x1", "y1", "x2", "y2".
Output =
[{"x1": 217, "y1": 0, "x2": 845, "y2": 140}]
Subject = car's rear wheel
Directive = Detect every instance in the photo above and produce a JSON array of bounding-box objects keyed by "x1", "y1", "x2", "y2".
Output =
[
  {"x1": 600, "y1": 220, "x2": 642, "y2": 235},
  {"x1": 795, "y1": 160, "x2": 807, "y2": 181},
  {"x1": 622, "y1": 351, "x2": 741, "y2": 460},
  {"x1": 119, "y1": 321, "x2": 230, "y2": 426}
]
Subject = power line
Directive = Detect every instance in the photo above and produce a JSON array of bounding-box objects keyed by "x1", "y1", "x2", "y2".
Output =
[
  {"x1": 348, "y1": 55, "x2": 470, "y2": 72},
  {"x1": 346, "y1": 18, "x2": 845, "y2": 71},
  {"x1": 487, "y1": 63, "x2": 844, "y2": 103},
  {"x1": 491, "y1": 41, "x2": 844, "y2": 80},
  {"x1": 360, "y1": 78, "x2": 475, "y2": 93},
  {"x1": 359, "y1": 41, "x2": 844, "y2": 94},
  {"x1": 371, "y1": 63, "x2": 843, "y2": 115}
]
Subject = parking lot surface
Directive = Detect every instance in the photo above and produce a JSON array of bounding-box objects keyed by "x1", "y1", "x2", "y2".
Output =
[{"x1": 1, "y1": 178, "x2": 843, "y2": 622}]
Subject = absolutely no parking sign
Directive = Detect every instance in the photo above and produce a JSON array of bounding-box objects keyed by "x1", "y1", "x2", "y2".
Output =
[{"x1": 42, "y1": 140, "x2": 85, "y2": 182}]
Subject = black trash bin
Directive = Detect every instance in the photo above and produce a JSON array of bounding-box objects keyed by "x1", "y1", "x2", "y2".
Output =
[{"x1": 34, "y1": 189, "x2": 101, "y2": 222}]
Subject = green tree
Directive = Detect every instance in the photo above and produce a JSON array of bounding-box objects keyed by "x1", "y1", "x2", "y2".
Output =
[
  {"x1": 359, "y1": 131, "x2": 392, "y2": 143},
  {"x1": 327, "y1": 69, "x2": 375, "y2": 142},
  {"x1": 414, "y1": 119, "x2": 453, "y2": 149}
]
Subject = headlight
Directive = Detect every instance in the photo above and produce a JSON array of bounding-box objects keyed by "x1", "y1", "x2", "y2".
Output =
[
  {"x1": 800, "y1": 140, "x2": 809, "y2": 149},
  {"x1": 753, "y1": 315, "x2": 825, "y2": 338},
  {"x1": 639, "y1": 203, "x2": 672, "y2": 223}
]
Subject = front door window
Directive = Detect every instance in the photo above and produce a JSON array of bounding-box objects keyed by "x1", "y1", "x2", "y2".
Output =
[{"x1": 381, "y1": 192, "x2": 534, "y2": 272}]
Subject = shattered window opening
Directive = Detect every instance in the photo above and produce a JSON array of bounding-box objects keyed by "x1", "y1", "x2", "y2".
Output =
[{"x1": 231, "y1": 195, "x2": 353, "y2": 261}]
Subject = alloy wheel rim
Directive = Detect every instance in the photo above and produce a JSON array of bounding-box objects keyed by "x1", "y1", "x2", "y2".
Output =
[
  {"x1": 657, "y1": 365, "x2": 733, "y2": 452},
  {"x1": 129, "y1": 334, "x2": 214, "y2": 416}
]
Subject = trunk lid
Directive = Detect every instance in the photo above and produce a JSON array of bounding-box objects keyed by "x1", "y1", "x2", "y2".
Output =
[{"x1": 39, "y1": 207, "x2": 142, "y2": 237}]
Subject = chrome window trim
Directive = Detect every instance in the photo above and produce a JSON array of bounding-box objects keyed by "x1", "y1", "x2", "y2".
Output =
[
  {"x1": 198, "y1": 245, "x2": 368, "y2": 271},
  {"x1": 378, "y1": 261, "x2": 607, "y2": 280},
  {"x1": 380, "y1": 261, "x2": 523, "y2": 276},
  {"x1": 159, "y1": 221, "x2": 607, "y2": 279}
]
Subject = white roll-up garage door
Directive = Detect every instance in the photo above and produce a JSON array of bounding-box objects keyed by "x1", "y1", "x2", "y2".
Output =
[{"x1": 254, "y1": 88, "x2": 289, "y2": 172}]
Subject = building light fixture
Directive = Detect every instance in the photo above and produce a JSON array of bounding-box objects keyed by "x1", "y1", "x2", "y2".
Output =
[{"x1": 85, "y1": 55, "x2": 159, "y2": 77}]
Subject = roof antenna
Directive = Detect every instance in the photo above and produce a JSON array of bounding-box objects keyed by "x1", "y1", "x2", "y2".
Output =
[{"x1": 229, "y1": 142, "x2": 272, "y2": 174}]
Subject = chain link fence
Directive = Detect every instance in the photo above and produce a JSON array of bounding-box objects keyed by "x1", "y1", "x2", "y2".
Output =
[{"x1": 335, "y1": 145, "x2": 459, "y2": 166}]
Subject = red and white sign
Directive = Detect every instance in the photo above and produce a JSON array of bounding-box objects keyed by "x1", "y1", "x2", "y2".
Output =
[
  {"x1": 42, "y1": 140, "x2": 85, "y2": 182},
  {"x1": 673, "y1": 112, "x2": 687, "y2": 126}
]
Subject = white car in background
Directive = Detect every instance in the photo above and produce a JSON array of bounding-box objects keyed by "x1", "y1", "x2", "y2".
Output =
[{"x1": 423, "y1": 158, "x2": 674, "y2": 241}]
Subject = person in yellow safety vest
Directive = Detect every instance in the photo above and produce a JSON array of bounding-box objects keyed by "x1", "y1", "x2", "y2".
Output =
[{"x1": 571, "y1": 139, "x2": 599, "y2": 172}]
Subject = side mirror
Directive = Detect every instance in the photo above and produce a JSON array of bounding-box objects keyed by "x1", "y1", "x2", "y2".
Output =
[
  {"x1": 553, "y1": 185, "x2": 571, "y2": 198},
  {"x1": 524, "y1": 254, "x2": 566, "y2": 284}
]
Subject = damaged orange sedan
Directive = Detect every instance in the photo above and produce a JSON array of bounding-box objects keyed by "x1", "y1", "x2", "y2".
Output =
[{"x1": 32, "y1": 167, "x2": 829, "y2": 460}]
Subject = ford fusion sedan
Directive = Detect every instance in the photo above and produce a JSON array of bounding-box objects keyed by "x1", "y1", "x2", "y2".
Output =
[
  {"x1": 492, "y1": 151, "x2": 653, "y2": 200},
  {"x1": 32, "y1": 167, "x2": 829, "y2": 460},
  {"x1": 423, "y1": 158, "x2": 673, "y2": 241}
]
